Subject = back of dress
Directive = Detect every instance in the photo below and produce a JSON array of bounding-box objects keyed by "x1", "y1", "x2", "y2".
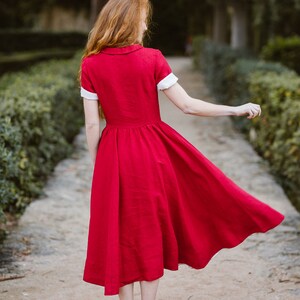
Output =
[
  {"x1": 80, "y1": 44, "x2": 178, "y2": 126},
  {"x1": 80, "y1": 44, "x2": 284, "y2": 297}
]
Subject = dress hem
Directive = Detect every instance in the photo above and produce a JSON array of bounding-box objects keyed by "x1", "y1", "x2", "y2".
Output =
[{"x1": 83, "y1": 212, "x2": 284, "y2": 296}]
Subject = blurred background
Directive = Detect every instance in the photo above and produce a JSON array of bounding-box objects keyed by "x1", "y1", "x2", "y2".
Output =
[
  {"x1": 1, "y1": 0, "x2": 300, "y2": 71},
  {"x1": 0, "y1": 0, "x2": 299, "y2": 239}
]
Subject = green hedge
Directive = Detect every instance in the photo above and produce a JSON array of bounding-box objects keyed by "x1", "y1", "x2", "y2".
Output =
[
  {"x1": 0, "y1": 49, "x2": 79, "y2": 76},
  {"x1": 248, "y1": 71, "x2": 300, "y2": 209},
  {"x1": 199, "y1": 40, "x2": 252, "y2": 103},
  {"x1": 191, "y1": 35, "x2": 205, "y2": 69},
  {"x1": 0, "y1": 31, "x2": 88, "y2": 75},
  {"x1": 0, "y1": 31, "x2": 87, "y2": 53},
  {"x1": 260, "y1": 36, "x2": 300, "y2": 74},
  {"x1": 195, "y1": 39, "x2": 300, "y2": 211},
  {"x1": 0, "y1": 53, "x2": 84, "y2": 225},
  {"x1": 227, "y1": 59, "x2": 292, "y2": 132},
  {"x1": 228, "y1": 59, "x2": 291, "y2": 105}
]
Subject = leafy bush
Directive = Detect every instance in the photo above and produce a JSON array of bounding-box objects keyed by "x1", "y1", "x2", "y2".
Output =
[
  {"x1": 0, "y1": 118, "x2": 23, "y2": 222},
  {"x1": 196, "y1": 39, "x2": 300, "y2": 211},
  {"x1": 228, "y1": 59, "x2": 291, "y2": 105},
  {"x1": 0, "y1": 53, "x2": 84, "y2": 226},
  {"x1": 248, "y1": 71, "x2": 300, "y2": 209},
  {"x1": 191, "y1": 35, "x2": 205, "y2": 69},
  {"x1": 260, "y1": 36, "x2": 300, "y2": 74},
  {"x1": 227, "y1": 59, "x2": 292, "y2": 132},
  {"x1": 200, "y1": 40, "x2": 252, "y2": 103},
  {"x1": 0, "y1": 31, "x2": 87, "y2": 53},
  {"x1": 0, "y1": 31, "x2": 87, "y2": 75},
  {"x1": 0, "y1": 49, "x2": 79, "y2": 76}
]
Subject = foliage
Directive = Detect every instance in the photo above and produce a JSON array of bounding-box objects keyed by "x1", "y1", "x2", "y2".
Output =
[
  {"x1": 191, "y1": 35, "x2": 205, "y2": 69},
  {"x1": 195, "y1": 38, "x2": 300, "y2": 210},
  {"x1": 0, "y1": 49, "x2": 79, "y2": 76},
  {"x1": 0, "y1": 31, "x2": 87, "y2": 75},
  {"x1": 0, "y1": 118, "x2": 23, "y2": 222},
  {"x1": 260, "y1": 36, "x2": 300, "y2": 74},
  {"x1": 226, "y1": 59, "x2": 291, "y2": 131},
  {"x1": 248, "y1": 71, "x2": 300, "y2": 208},
  {"x1": 0, "y1": 53, "x2": 84, "y2": 224},
  {"x1": 0, "y1": 0, "x2": 89, "y2": 28},
  {"x1": 250, "y1": 0, "x2": 300, "y2": 52},
  {"x1": 228, "y1": 59, "x2": 290, "y2": 104},
  {"x1": 0, "y1": 31, "x2": 87, "y2": 53},
  {"x1": 199, "y1": 40, "x2": 252, "y2": 103}
]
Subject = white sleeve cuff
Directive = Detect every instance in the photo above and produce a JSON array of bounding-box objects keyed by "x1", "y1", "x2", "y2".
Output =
[
  {"x1": 80, "y1": 87, "x2": 98, "y2": 100},
  {"x1": 157, "y1": 73, "x2": 178, "y2": 90}
]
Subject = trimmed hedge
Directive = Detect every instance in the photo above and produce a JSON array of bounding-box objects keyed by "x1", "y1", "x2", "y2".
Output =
[
  {"x1": 248, "y1": 71, "x2": 300, "y2": 208},
  {"x1": 227, "y1": 59, "x2": 292, "y2": 132},
  {"x1": 260, "y1": 36, "x2": 300, "y2": 74},
  {"x1": 191, "y1": 35, "x2": 205, "y2": 69},
  {"x1": 195, "y1": 39, "x2": 300, "y2": 211},
  {"x1": 199, "y1": 39, "x2": 252, "y2": 103},
  {"x1": 0, "y1": 53, "x2": 84, "y2": 225},
  {"x1": 0, "y1": 49, "x2": 79, "y2": 76},
  {"x1": 0, "y1": 31, "x2": 87, "y2": 53},
  {"x1": 228, "y1": 59, "x2": 291, "y2": 105},
  {"x1": 0, "y1": 31, "x2": 88, "y2": 75}
]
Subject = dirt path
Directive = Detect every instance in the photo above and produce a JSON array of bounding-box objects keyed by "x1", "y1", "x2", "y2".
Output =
[{"x1": 1, "y1": 57, "x2": 299, "y2": 300}]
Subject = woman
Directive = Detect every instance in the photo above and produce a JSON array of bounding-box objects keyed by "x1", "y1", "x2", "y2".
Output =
[{"x1": 79, "y1": 1, "x2": 284, "y2": 299}]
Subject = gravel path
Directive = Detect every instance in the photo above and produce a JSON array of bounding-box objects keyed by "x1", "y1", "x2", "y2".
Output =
[{"x1": 1, "y1": 57, "x2": 299, "y2": 300}]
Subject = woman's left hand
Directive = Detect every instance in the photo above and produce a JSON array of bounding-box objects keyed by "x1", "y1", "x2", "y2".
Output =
[{"x1": 234, "y1": 102, "x2": 262, "y2": 119}]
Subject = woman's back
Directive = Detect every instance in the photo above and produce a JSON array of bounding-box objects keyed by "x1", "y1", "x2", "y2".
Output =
[{"x1": 80, "y1": 44, "x2": 178, "y2": 126}]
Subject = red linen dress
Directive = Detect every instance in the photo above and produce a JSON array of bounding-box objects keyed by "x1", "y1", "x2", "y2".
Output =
[{"x1": 80, "y1": 44, "x2": 285, "y2": 296}]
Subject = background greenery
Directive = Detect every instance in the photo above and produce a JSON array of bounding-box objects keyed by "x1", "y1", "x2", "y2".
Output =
[
  {"x1": 193, "y1": 36, "x2": 300, "y2": 211},
  {"x1": 0, "y1": 31, "x2": 87, "y2": 75},
  {"x1": 1, "y1": 0, "x2": 299, "y2": 54},
  {"x1": 0, "y1": 53, "x2": 84, "y2": 238}
]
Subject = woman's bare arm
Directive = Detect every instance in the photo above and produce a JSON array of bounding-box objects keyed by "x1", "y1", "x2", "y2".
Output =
[
  {"x1": 163, "y1": 82, "x2": 261, "y2": 119},
  {"x1": 83, "y1": 99, "x2": 101, "y2": 164}
]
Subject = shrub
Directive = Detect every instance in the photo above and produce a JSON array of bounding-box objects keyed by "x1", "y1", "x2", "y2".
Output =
[
  {"x1": 228, "y1": 59, "x2": 291, "y2": 105},
  {"x1": 0, "y1": 118, "x2": 23, "y2": 220},
  {"x1": 260, "y1": 36, "x2": 300, "y2": 74},
  {"x1": 0, "y1": 31, "x2": 87, "y2": 75},
  {"x1": 0, "y1": 53, "x2": 84, "y2": 227},
  {"x1": 196, "y1": 39, "x2": 300, "y2": 211},
  {"x1": 191, "y1": 35, "x2": 205, "y2": 69},
  {"x1": 227, "y1": 59, "x2": 292, "y2": 132},
  {"x1": 0, "y1": 31, "x2": 87, "y2": 53},
  {"x1": 200, "y1": 40, "x2": 252, "y2": 103},
  {"x1": 248, "y1": 71, "x2": 300, "y2": 209},
  {"x1": 0, "y1": 49, "x2": 79, "y2": 76}
]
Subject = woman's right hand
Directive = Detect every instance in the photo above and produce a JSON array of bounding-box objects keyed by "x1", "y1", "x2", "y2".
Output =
[{"x1": 234, "y1": 102, "x2": 262, "y2": 119}]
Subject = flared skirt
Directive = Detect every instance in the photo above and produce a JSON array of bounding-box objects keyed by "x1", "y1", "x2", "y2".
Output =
[{"x1": 83, "y1": 120, "x2": 285, "y2": 296}]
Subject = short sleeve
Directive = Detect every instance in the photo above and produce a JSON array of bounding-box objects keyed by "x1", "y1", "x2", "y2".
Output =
[
  {"x1": 155, "y1": 50, "x2": 178, "y2": 90},
  {"x1": 80, "y1": 58, "x2": 98, "y2": 100}
]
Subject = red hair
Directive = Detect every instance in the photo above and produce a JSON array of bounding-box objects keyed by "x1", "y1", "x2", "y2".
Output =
[
  {"x1": 79, "y1": 0, "x2": 153, "y2": 119},
  {"x1": 83, "y1": 0, "x2": 152, "y2": 58}
]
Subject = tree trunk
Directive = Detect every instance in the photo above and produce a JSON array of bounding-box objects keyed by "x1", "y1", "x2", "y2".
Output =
[
  {"x1": 230, "y1": 0, "x2": 248, "y2": 49},
  {"x1": 90, "y1": 0, "x2": 107, "y2": 29},
  {"x1": 212, "y1": 0, "x2": 228, "y2": 44}
]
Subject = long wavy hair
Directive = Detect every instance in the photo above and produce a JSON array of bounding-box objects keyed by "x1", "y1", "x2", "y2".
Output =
[{"x1": 79, "y1": 0, "x2": 153, "y2": 119}]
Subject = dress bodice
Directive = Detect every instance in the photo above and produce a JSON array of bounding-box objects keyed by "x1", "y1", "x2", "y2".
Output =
[{"x1": 80, "y1": 44, "x2": 178, "y2": 127}]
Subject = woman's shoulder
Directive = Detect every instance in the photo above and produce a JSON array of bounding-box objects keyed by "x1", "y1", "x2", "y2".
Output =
[
  {"x1": 140, "y1": 47, "x2": 167, "y2": 63},
  {"x1": 82, "y1": 53, "x2": 98, "y2": 65},
  {"x1": 142, "y1": 46, "x2": 163, "y2": 55}
]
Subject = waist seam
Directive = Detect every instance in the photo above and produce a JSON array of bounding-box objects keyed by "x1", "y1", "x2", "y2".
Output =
[{"x1": 105, "y1": 119, "x2": 163, "y2": 129}]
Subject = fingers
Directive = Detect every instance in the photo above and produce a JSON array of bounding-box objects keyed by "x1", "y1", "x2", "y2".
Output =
[{"x1": 247, "y1": 103, "x2": 261, "y2": 119}]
